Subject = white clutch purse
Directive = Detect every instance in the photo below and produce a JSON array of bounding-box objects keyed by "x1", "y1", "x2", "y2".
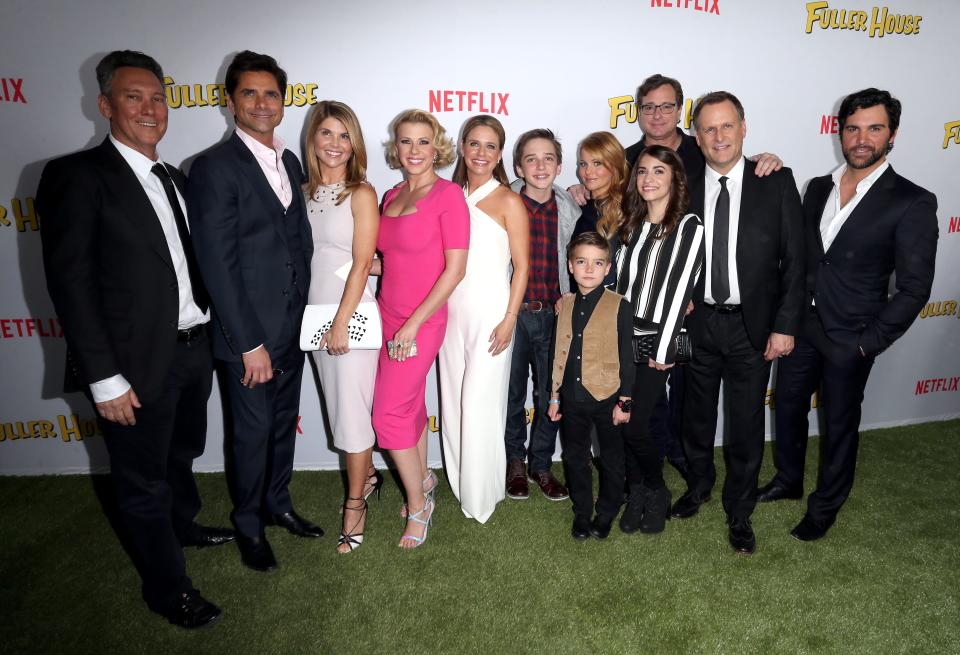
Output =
[{"x1": 299, "y1": 301, "x2": 383, "y2": 351}]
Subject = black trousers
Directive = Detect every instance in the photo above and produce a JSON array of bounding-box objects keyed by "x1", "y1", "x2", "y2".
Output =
[
  {"x1": 683, "y1": 311, "x2": 771, "y2": 520},
  {"x1": 649, "y1": 366, "x2": 688, "y2": 465},
  {"x1": 221, "y1": 312, "x2": 305, "y2": 538},
  {"x1": 560, "y1": 395, "x2": 625, "y2": 521},
  {"x1": 624, "y1": 365, "x2": 669, "y2": 489},
  {"x1": 773, "y1": 309, "x2": 875, "y2": 522},
  {"x1": 100, "y1": 330, "x2": 213, "y2": 612}
]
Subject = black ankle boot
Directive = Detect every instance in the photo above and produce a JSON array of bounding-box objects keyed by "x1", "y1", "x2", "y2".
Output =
[
  {"x1": 639, "y1": 486, "x2": 672, "y2": 534},
  {"x1": 619, "y1": 485, "x2": 650, "y2": 534}
]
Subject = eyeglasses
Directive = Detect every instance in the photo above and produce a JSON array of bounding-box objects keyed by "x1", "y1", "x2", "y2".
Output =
[{"x1": 639, "y1": 102, "x2": 678, "y2": 116}]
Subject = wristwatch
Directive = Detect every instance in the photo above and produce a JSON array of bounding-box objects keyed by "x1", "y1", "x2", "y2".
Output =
[{"x1": 617, "y1": 398, "x2": 633, "y2": 413}]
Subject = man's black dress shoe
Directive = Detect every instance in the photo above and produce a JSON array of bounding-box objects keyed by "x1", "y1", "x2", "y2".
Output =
[
  {"x1": 571, "y1": 516, "x2": 591, "y2": 541},
  {"x1": 270, "y1": 510, "x2": 324, "y2": 538},
  {"x1": 162, "y1": 590, "x2": 221, "y2": 629},
  {"x1": 589, "y1": 516, "x2": 613, "y2": 540},
  {"x1": 181, "y1": 525, "x2": 236, "y2": 549},
  {"x1": 756, "y1": 481, "x2": 803, "y2": 503},
  {"x1": 237, "y1": 533, "x2": 278, "y2": 572},
  {"x1": 670, "y1": 490, "x2": 711, "y2": 519},
  {"x1": 790, "y1": 514, "x2": 834, "y2": 542},
  {"x1": 727, "y1": 517, "x2": 756, "y2": 555}
]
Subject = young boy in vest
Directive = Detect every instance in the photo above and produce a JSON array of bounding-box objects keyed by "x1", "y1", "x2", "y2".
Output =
[{"x1": 547, "y1": 232, "x2": 634, "y2": 540}]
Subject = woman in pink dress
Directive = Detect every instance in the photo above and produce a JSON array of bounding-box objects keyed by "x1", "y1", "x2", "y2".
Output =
[{"x1": 373, "y1": 109, "x2": 469, "y2": 548}]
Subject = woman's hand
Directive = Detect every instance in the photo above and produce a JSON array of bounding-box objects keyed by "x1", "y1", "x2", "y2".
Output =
[
  {"x1": 648, "y1": 357, "x2": 674, "y2": 371},
  {"x1": 488, "y1": 315, "x2": 516, "y2": 356},
  {"x1": 320, "y1": 321, "x2": 350, "y2": 356},
  {"x1": 391, "y1": 319, "x2": 422, "y2": 362},
  {"x1": 612, "y1": 405, "x2": 631, "y2": 426}
]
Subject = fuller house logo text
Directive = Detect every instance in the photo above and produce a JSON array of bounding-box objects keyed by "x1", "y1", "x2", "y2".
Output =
[
  {"x1": 918, "y1": 300, "x2": 960, "y2": 320},
  {"x1": 163, "y1": 77, "x2": 320, "y2": 109},
  {"x1": 944, "y1": 120, "x2": 960, "y2": 150},
  {"x1": 805, "y1": 2, "x2": 922, "y2": 37}
]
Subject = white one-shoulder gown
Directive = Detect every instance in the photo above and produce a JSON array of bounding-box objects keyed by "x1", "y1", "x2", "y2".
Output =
[{"x1": 439, "y1": 178, "x2": 514, "y2": 523}]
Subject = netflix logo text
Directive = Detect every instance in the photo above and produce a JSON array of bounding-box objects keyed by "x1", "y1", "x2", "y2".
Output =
[
  {"x1": 914, "y1": 377, "x2": 959, "y2": 395},
  {"x1": 428, "y1": 90, "x2": 509, "y2": 115}
]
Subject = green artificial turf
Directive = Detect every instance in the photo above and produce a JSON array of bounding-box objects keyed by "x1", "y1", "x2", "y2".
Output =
[{"x1": 2, "y1": 420, "x2": 958, "y2": 654}]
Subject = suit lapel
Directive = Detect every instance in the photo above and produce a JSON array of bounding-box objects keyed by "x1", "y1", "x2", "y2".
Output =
[
  {"x1": 825, "y1": 166, "x2": 896, "y2": 256},
  {"x1": 688, "y1": 173, "x2": 706, "y2": 304},
  {"x1": 735, "y1": 159, "x2": 758, "y2": 270},
  {"x1": 97, "y1": 139, "x2": 175, "y2": 273},
  {"x1": 806, "y1": 176, "x2": 832, "y2": 256}
]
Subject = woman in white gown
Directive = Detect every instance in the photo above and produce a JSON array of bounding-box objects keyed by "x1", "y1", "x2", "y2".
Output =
[{"x1": 439, "y1": 115, "x2": 529, "y2": 523}]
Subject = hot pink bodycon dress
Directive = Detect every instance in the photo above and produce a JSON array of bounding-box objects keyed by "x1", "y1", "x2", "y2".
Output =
[{"x1": 372, "y1": 179, "x2": 470, "y2": 449}]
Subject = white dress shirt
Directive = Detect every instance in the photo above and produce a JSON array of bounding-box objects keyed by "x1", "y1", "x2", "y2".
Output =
[
  {"x1": 90, "y1": 136, "x2": 210, "y2": 403},
  {"x1": 235, "y1": 127, "x2": 292, "y2": 209},
  {"x1": 820, "y1": 161, "x2": 889, "y2": 252},
  {"x1": 703, "y1": 156, "x2": 745, "y2": 305}
]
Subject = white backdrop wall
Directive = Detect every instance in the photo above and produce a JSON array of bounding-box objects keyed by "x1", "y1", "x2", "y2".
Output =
[{"x1": 1, "y1": 0, "x2": 958, "y2": 475}]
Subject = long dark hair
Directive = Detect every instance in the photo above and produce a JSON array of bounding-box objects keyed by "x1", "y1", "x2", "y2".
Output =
[
  {"x1": 620, "y1": 145, "x2": 689, "y2": 243},
  {"x1": 452, "y1": 115, "x2": 510, "y2": 187}
]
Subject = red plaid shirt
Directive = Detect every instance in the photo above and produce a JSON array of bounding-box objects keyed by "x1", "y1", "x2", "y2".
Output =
[{"x1": 520, "y1": 189, "x2": 560, "y2": 305}]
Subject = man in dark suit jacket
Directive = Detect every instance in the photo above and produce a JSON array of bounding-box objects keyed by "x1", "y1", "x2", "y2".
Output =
[
  {"x1": 187, "y1": 51, "x2": 320, "y2": 572},
  {"x1": 758, "y1": 88, "x2": 938, "y2": 541},
  {"x1": 37, "y1": 50, "x2": 232, "y2": 629},
  {"x1": 671, "y1": 91, "x2": 805, "y2": 555}
]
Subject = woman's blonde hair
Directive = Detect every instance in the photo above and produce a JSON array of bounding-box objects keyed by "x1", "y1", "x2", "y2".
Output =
[
  {"x1": 384, "y1": 109, "x2": 456, "y2": 170},
  {"x1": 304, "y1": 100, "x2": 367, "y2": 205},
  {"x1": 578, "y1": 132, "x2": 629, "y2": 239}
]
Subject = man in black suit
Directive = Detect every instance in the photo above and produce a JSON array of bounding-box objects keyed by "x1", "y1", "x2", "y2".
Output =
[
  {"x1": 37, "y1": 50, "x2": 233, "y2": 628},
  {"x1": 671, "y1": 91, "x2": 805, "y2": 554},
  {"x1": 757, "y1": 88, "x2": 938, "y2": 541},
  {"x1": 187, "y1": 51, "x2": 320, "y2": 572}
]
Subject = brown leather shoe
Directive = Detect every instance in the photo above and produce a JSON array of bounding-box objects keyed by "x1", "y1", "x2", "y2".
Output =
[
  {"x1": 528, "y1": 470, "x2": 569, "y2": 501},
  {"x1": 506, "y1": 459, "x2": 529, "y2": 500}
]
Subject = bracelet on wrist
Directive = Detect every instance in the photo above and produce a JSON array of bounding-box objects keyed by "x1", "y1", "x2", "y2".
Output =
[{"x1": 548, "y1": 399, "x2": 560, "y2": 405}]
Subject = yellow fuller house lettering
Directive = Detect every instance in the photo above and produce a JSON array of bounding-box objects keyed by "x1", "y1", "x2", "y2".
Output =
[
  {"x1": 804, "y1": 2, "x2": 922, "y2": 38},
  {"x1": 0, "y1": 414, "x2": 100, "y2": 442},
  {"x1": 943, "y1": 120, "x2": 960, "y2": 150},
  {"x1": 0, "y1": 197, "x2": 39, "y2": 231},
  {"x1": 608, "y1": 96, "x2": 694, "y2": 130},
  {"x1": 164, "y1": 77, "x2": 319, "y2": 109},
  {"x1": 918, "y1": 300, "x2": 959, "y2": 320}
]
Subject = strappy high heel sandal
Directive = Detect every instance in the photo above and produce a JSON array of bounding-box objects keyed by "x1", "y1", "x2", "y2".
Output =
[
  {"x1": 398, "y1": 497, "x2": 434, "y2": 549},
  {"x1": 337, "y1": 497, "x2": 368, "y2": 554},
  {"x1": 363, "y1": 467, "x2": 384, "y2": 502},
  {"x1": 400, "y1": 469, "x2": 439, "y2": 518}
]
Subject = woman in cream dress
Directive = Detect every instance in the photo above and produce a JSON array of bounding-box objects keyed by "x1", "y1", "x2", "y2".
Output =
[{"x1": 304, "y1": 101, "x2": 380, "y2": 553}]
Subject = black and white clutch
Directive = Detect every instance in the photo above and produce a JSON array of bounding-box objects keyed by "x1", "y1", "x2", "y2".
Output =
[{"x1": 299, "y1": 302, "x2": 383, "y2": 351}]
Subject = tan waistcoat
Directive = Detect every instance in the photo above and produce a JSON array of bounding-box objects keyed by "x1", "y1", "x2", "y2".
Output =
[{"x1": 551, "y1": 289, "x2": 623, "y2": 401}]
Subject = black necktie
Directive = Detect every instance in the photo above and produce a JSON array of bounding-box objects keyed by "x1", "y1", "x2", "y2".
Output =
[
  {"x1": 151, "y1": 163, "x2": 209, "y2": 313},
  {"x1": 711, "y1": 176, "x2": 730, "y2": 304}
]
